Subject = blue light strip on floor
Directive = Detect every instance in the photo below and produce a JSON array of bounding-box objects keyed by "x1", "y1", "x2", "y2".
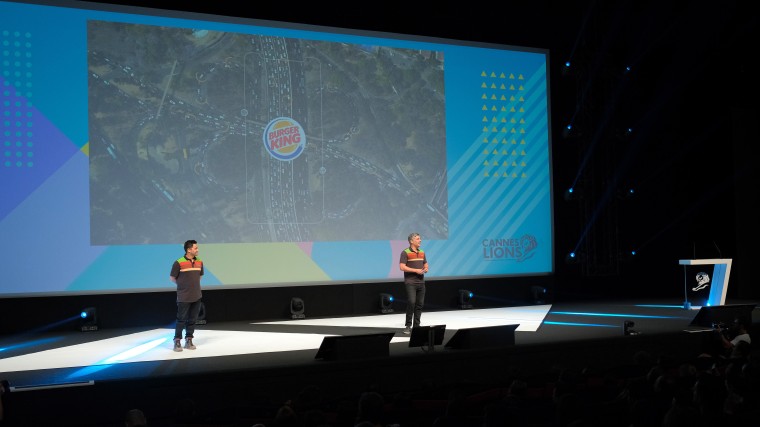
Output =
[
  {"x1": 550, "y1": 311, "x2": 677, "y2": 319},
  {"x1": 0, "y1": 336, "x2": 64, "y2": 353},
  {"x1": 634, "y1": 304, "x2": 685, "y2": 309},
  {"x1": 101, "y1": 338, "x2": 167, "y2": 363},
  {"x1": 543, "y1": 321, "x2": 617, "y2": 328},
  {"x1": 66, "y1": 337, "x2": 168, "y2": 379}
]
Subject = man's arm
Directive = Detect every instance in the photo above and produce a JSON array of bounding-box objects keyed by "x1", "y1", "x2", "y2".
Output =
[
  {"x1": 169, "y1": 260, "x2": 180, "y2": 283},
  {"x1": 399, "y1": 262, "x2": 425, "y2": 274}
]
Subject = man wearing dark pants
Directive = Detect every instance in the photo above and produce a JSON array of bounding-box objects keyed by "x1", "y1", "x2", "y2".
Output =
[
  {"x1": 170, "y1": 239, "x2": 204, "y2": 352},
  {"x1": 399, "y1": 232, "x2": 429, "y2": 334}
]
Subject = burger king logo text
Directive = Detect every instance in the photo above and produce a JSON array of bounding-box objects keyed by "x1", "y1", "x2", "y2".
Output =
[{"x1": 263, "y1": 117, "x2": 306, "y2": 161}]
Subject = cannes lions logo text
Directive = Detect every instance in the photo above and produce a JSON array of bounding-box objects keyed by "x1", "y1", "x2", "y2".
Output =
[
  {"x1": 482, "y1": 234, "x2": 538, "y2": 262},
  {"x1": 263, "y1": 117, "x2": 306, "y2": 161}
]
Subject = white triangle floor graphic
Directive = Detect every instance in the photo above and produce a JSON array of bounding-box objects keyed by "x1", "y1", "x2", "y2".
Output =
[{"x1": 0, "y1": 305, "x2": 550, "y2": 373}]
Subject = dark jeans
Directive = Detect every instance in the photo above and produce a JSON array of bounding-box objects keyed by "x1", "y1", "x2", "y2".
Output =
[
  {"x1": 405, "y1": 282, "x2": 425, "y2": 327},
  {"x1": 175, "y1": 299, "x2": 202, "y2": 340}
]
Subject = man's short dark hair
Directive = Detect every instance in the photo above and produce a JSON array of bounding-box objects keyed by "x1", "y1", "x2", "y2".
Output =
[{"x1": 184, "y1": 240, "x2": 198, "y2": 252}]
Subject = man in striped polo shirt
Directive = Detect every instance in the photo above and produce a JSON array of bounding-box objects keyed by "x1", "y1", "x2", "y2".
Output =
[
  {"x1": 399, "y1": 232, "x2": 429, "y2": 334},
  {"x1": 170, "y1": 239, "x2": 204, "y2": 352}
]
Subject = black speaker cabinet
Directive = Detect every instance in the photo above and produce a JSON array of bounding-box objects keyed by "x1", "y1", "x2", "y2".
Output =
[
  {"x1": 314, "y1": 332, "x2": 395, "y2": 360},
  {"x1": 444, "y1": 324, "x2": 519, "y2": 349},
  {"x1": 408, "y1": 324, "x2": 446, "y2": 348}
]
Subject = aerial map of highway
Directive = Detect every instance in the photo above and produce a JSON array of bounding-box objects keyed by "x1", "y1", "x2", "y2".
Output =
[{"x1": 88, "y1": 21, "x2": 448, "y2": 245}]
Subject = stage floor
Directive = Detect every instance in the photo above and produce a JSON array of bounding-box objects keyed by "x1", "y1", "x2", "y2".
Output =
[
  {"x1": 0, "y1": 300, "x2": 718, "y2": 388},
  {"x1": 0, "y1": 299, "x2": 756, "y2": 427},
  {"x1": 0, "y1": 305, "x2": 551, "y2": 386}
]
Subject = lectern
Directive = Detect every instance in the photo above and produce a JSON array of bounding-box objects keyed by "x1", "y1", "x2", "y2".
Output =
[{"x1": 678, "y1": 258, "x2": 732, "y2": 309}]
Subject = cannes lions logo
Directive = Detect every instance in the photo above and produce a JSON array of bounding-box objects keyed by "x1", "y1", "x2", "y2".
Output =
[
  {"x1": 263, "y1": 117, "x2": 306, "y2": 161},
  {"x1": 693, "y1": 272, "x2": 710, "y2": 291},
  {"x1": 482, "y1": 234, "x2": 538, "y2": 262}
]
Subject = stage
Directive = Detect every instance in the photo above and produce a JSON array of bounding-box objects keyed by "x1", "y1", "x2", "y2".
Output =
[{"x1": 0, "y1": 299, "x2": 756, "y2": 426}]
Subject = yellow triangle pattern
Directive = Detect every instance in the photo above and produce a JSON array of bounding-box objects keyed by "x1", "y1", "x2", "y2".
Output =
[{"x1": 479, "y1": 69, "x2": 531, "y2": 179}]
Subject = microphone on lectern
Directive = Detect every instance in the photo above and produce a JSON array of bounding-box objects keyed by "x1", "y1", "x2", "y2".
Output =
[{"x1": 713, "y1": 240, "x2": 722, "y2": 259}]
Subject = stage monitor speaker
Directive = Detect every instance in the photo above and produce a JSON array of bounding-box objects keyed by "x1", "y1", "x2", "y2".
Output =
[
  {"x1": 689, "y1": 304, "x2": 756, "y2": 328},
  {"x1": 444, "y1": 324, "x2": 519, "y2": 350},
  {"x1": 408, "y1": 324, "x2": 446, "y2": 349},
  {"x1": 314, "y1": 332, "x2": 395, "y2": 361}
]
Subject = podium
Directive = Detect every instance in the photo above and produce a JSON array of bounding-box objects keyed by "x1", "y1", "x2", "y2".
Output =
[{"x1": 678, "y1": 258, "x2": 732, "y2": 309}]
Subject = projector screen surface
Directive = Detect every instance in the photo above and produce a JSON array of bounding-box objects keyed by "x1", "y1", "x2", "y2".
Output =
[{"x1": 0, "y1": 0, "x2": 554, "y2": 296}]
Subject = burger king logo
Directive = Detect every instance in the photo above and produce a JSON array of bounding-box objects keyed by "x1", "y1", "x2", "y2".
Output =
[{"x1": 263, "y1": 117, "x2": 306, "y2": 161}]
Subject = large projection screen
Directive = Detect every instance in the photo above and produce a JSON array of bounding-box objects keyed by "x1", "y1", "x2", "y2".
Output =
[{"x1": 0, "y1": 0, "x2": 554, "y2": 297}]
